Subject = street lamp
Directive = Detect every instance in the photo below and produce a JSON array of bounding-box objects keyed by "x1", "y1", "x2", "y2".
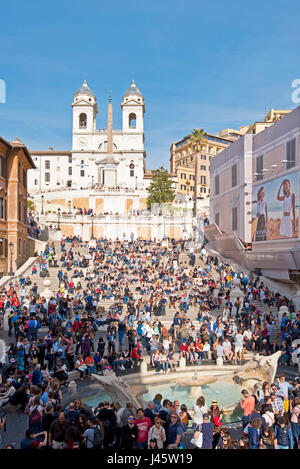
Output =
[
  {"x1": 91, "y1": 213, "x2": 95, "y2": 240},
  {"x1": 135, "y1": 176, "x2": 138, "y2": 190},
  {"x1": 57, "y1": 208, "x2": 61, "y2": 231},
  {"x1": 41, "y1": 195, "x2": 44, "y2": 215},
  {"x1": 183, "y1": 196, "x2": 187, "y2": 234},
  {"x1": 9, "y1": 242, "x2": 14, "y2": 276}
]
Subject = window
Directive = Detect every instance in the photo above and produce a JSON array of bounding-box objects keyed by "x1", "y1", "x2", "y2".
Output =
[
  {"x1": 0, "y1": 199, "x2": 4, "y2": 219},
  {"x1": 45, "y1": 172, "x2": 50, "y2": 182},
  {"x1": 286, "y1": 138, "x2": 296, "y2": 169},
  {"x1": 200, "y1": 187, "x2": 207, "y2": 193},
  {"x1": 68, "y1": 167, "x2": 72, "y2": 175},
  {"x1": 232, "y1": 164, "x2": 237, "y2": 187},
  {"x1": 181, "y1": 173, "x2": 186, "y2": 179},
  {"x1": 68, "y1": 155, "x2": 72, "y2": 163},
  {"x1": 0, "y1": 157, "x2": 7, "y2": 178},
  {"x1": 201, "y1": 155, "x2": 207, "y2": 160},
  {"x1": 67, "y1": 180, "x2": 72, "y2": 188},
  {"x1": 23, "y1": 169, "x2": 27, "y2": 189},
  {"x1": 34, "y1": 179, "x2": 38, "y2": 186},
  {"x1": 129, "y1": 162, "x2": 135, "y2": 177},
  {"x1": 24, "y1": 205, "x2": 27, "y2": 223},
  {"x1": 232, "y1": 206, "x2": 238, "y2": 231},
  {"x1": 180, "y1": 185, "x2": 186, "y2": 190},
  {"x1": 200, "y1": 175, "x2": 206, "y2": 184},
  {"x1": 45, "y1": 160, "x2": 50, "y2": 169},
  {"x1": 190, "y1": 156, "x2": 193, "y2": 161},
  {"x1": 215, "y1": 213, "x2": 220, "y2": 226},
  {"x1": 215, "y1": 174, "x2": 219, "y2": 195},
  {"x1": 190, "y1": 186, "x2": 194, "y2": 191},
  {"x1": 189, "y1": 175, "x2": 194, "y2": 180},
  {"x1": 129, "y1": 113, "x2": 136, "y2": 128},
  {"x1": 80, "y1": 170, "x2": 85, "y2": 177},
  {"x1": 79, "y1": 113, "x2": 87, "y2": 128},
  {"x1": 200, "y1": 165, "x2": 206, "y2": 171},
  {"x1": 256, "y1": 155, "x2": 263, "y2": 181}
]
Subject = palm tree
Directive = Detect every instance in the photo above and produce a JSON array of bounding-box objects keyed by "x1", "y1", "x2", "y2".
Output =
[{"x1": 189, "y1": 129, "x2": 207, "y2": 216}]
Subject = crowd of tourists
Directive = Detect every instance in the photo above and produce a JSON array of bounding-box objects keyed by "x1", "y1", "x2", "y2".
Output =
[
  {"x1": 27, "y1": 213, "x2": 41, "y2": 239},
  {"x1": 0, "y1": 236, "x2": 299, "y2": 449}
]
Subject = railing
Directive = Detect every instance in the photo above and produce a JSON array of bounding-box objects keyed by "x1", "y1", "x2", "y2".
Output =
[
  {"x1": 32, "y1": 186, "x2": 147, "y2": 195},
  {"x1": 45, "y1": 213, "x2": 192, "y2": 223}
]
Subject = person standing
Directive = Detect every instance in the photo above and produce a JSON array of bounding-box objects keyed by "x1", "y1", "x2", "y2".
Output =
[
  {"x1": 193, "y1": 396, "x2": 208, "y2": 429},
  {"x1": 148, "y1": 417, "x2": 166, "y2": 449},
  {"x1": 167, "y1": 413, "x2": 183, "y2": 449},
  {"x1": 274, "y1": 416, "x2": 294, "y2": 449},
  {"x1": 234, "y1": 329, "x2": 244, "y2": 363},
  {"x1": 290, "y1": 397, "x2": 300, "y2": 449},
  {"x1": 240, "y1": 389, "x2": 255, "y2": 427},
  {"x1": 134, "y1": 408, "x2": 152, "y2": 449},
  {"x1": 120, "y1": 415, "x2": 138, "y2": 449},
  {"x1": 49, "y1": 412, "x2": 70, "y2": 449},
  {"x1": 192, "y1": 413, "x2": 213, "y2": 449}
]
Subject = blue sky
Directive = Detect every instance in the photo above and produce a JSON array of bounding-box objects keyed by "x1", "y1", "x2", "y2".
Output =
[{"x1": 1, "y1": 0, "x2": 300, "y2": 169}]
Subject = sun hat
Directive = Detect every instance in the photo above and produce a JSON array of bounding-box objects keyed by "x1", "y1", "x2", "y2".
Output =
[{"x1": 211, "y1": 400, "x2": 218, "y2": 405}]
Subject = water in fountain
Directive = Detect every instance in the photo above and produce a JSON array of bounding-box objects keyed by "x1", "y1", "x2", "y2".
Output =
[{"x1": 143, "y1": 381, "x2": 243, "y2": 423}]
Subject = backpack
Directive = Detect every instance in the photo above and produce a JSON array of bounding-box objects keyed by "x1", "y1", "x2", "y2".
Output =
[
  {"x1": 25, "y1": 397, "x2": 33, "y2": 415},
  {"x1": 92, "y1": 426, "x2": 104, "y2": 448},
  {"x1": 30, "y1": 407, "x2": 41, "y2": 424}
]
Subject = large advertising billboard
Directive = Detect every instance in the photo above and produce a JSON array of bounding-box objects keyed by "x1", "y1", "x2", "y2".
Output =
[{"x1": 252, "y1": 171, "x2": 299, "y2": 241}]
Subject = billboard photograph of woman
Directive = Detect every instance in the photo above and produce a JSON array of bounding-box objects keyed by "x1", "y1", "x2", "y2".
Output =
[
  {"x1": 253, "y1": 186, "x2": 268, "y2": 241},
  {"x1": 252, "y1": 172, "x2": 299, "y2": 241},
  {"x1": 277, "y1": 178, "x2": 296, "y2": 238}
]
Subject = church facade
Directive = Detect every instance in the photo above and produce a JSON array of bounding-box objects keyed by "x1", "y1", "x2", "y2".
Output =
[{"x1": 28, "y1": 80, "x2": 150, "y2": 194}]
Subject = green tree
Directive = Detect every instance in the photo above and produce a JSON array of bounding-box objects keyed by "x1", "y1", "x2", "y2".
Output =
[
  {"x1": 146, "y1": 166, "x2": 175, "y2": 209},
  {"x1": 27, "y1": 199, "x2": 36, "y2": 212},
  {"x1": 189, "y1": 128, "x2": 207, "y2": 215}
]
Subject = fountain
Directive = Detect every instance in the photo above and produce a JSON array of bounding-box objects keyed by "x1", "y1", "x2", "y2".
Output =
[
  {"x1": 91, "y1": 370, "x2": 144, "y2": 409},
  {"x1": 81, "y1": 351, "x2": 282, "y2": 422},
  {"x1": 233, "y1": 350, "x2": 282, "y2": 391}
]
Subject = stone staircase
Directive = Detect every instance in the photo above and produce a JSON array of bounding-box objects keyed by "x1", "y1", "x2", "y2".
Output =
[
  {"x1": 22, "y1": 241, "x2": 93, "y2": 295},
  {"x1": 15, "y1": 242, "x2": 281, "y2": 346}
]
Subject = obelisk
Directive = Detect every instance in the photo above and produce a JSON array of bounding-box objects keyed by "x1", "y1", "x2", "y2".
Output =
[{"x1": 107, "y1": 95, "x2": 113, "y2": 155}]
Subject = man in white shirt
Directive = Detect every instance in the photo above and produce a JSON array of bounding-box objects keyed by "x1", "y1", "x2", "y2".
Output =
[
  {"x1": 223, "y1": 338, "x2": 233, "y2": 361},
  {"x1": 20, "y1": 286, "x2": 26, "y2": 305},
  {"x1": 222, "y1": 306, "x2": 230, "y2": 322}
]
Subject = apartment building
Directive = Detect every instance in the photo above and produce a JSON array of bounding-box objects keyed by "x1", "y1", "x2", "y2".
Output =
[{"x1": 0, "y1": 136, "x2": 35, "y2": 276}]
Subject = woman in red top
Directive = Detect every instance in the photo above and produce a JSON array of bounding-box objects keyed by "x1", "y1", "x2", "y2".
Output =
[{"x1": 209, "y1": 401, "x2": 223, "y2": 426}]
